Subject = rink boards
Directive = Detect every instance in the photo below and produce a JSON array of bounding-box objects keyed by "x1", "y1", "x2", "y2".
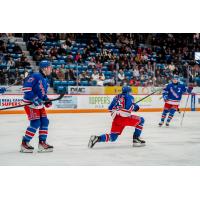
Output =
[{"x1": 0, "y1": 94, "x2": 199, "y2": 114}]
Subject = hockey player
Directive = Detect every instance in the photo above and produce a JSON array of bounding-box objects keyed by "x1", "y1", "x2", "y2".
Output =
[
  {"x1": 88, "y1": 86, "x2": 145, "y2": 148},
  {"x1": 159, "y1": 75, "x2": 193, "y2": 127},
  {"x1": 0, "y1": 87, "x2": 6, "y2": 94},
  {"x1": 20, "y1": 60, "x2": 53, "y2": 153}
]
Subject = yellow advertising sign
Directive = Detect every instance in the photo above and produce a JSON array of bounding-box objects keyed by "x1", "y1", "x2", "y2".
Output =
[{"x1": 104, "y1": 86, "x2": 138, "y2": 95}]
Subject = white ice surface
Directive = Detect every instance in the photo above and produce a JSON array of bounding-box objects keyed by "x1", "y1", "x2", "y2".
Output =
[{"x1": 0, "y1": 112, "x2": 200, "y2": 166}]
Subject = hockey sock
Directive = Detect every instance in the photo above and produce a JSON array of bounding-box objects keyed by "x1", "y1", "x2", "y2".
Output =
[
  {"x1": 161, "y1": 109, "x2": 169, "y2": 122},
  {"x1": 167, "y1": 109, "x2": 176, "y2": 123},
  {"x1": 39, "y1": 117, "x2": 49, "y2": 141},
  {"x1": 99, "y1": 133, "x2": 119, "y2": 142},
  {"x1": 23, "y1": 119, "x2": 41, "y2": 142},
  {"x1": 134, "y1": 117, "x2": 145, "y2": 138}
]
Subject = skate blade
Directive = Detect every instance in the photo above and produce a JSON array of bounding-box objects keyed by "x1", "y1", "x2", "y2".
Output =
[
  {"x1": 20, "y1": 149, "x2": 33, "y2": 153},
  {"x1": 88, "y1": 140, "x2": 93, "y2": 148},
  {"x1": 38, "y1": 148, "x2": 53, "y2": 153},
  {"x1": 133, "y1": 143, "x2": 146, "y2": 147},
  {"x1": 88, "y1": 136, "x2": 95, "y2": 148}
]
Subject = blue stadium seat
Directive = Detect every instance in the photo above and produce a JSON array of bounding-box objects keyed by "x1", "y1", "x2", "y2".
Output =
[
  {"x1": 69, "y1": 65, "x2": 76, "y2": 70},
  {"x1": 65, "y1": 65, "x2": 70, "y2": 69},
  {"x1": 58, "y1": 60, "x2": 65, "y2": 64},
  {"x1": 195, "y1": 77, "x2": 200, "y2": 86},
  {"x1": 18, "y1": 69, "x2": 25, "y2": 73},
  {"x1": 61, "y1": 81, "x2": 68, "y2": 87},
  {"x1": 80, "y1": 81, "x2": 89, "y2": 86},
  {"x1": 104, "y1": 71, "x2": 112, "y2": 76},
  {"x1": 0, "y1": 64, "x2": 7, "y2": 69},
  {"x1": 124, "y1": 71, "x2": 133, "y2": 77},
  {"x1": 68, "y1": 80, "x2": 76, "y2": 86},
  {"x1": 82, "y1": 65, "x2": 88, "y2": 71},
  {"x1": 105, "y1": 75, "x2": 111, "y2": 79},
  {"x1": 57, "y1": 86, "x2": 66, "y2": 94},
  {"x1": 53, "y1": 80, "x2": 62, "y2": 90},
  {"x1": 102, "y1": 66, "x2": 108, "y2": 71}
]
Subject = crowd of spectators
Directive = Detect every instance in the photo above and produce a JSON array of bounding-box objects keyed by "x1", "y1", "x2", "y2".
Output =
[
  {"x1": 0, "y1": 33, "x2": 31, "y2": 85},
  {"x1": 1, "y1": 33, "x2": 200, "y2": 89}
]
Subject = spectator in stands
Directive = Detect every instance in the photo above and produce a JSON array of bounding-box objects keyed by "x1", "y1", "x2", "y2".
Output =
[
  {"x1": 13, "y1": 44, "x2": 22, "y2": 54},
  {"x1": 65, "y1": 69, "x2": 77, "y2": 81},
  {"x1": 49, "y1": 47, "x2": 58, "y2": 60},
  {"x1": 88, "y1": 58, "x2": 96, "y2": 69},
  {"x1": 79, "y1": 71, "x2": 91, "y2": 82},
  {"x1": 75, "y1": 53, "x2": 82, "y2": 63},
  {"x1": 117, "y1": 69, "x2": 125, "y2": 84},
  {"x1": 56, "y1": 68, "x2": 65, "y2": 81},
  {"x1": 7, "y1": 57, "x2": 15, "y2": 69},
  {"x1": 97, "y1": 71, "x2": 105, "y2": 86}
]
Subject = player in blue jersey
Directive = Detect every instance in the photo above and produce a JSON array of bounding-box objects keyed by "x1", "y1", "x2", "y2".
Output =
[
  {"x1": 88, "y1": 86, "x2": 146, "y2": 148},
  {"x1": 20, "y1": 60, "x2": 53, "y2": 153},
  {"x1": 159, "y1": 75, "x2": 193, "y2": 127},
  {"x1": 0, "y1": 87, "x2": 6, "y2": 94}
]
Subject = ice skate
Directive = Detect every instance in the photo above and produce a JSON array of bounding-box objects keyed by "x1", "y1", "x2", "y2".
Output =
[
  {"x1": 158, "y1": 121, "x2": 164, "y2": 127},
  {"x1": 166, "y1": 122, "x2": 170, "y2": 127},
  {"x1": 88, "y1": 135, "x2": 100, "y2": 148},
  {"x1": 20, "y1": 141, "x2": 34, "y2": 153},
  {"x1": 133, "y1": 137, "x2": 146, "y2": 147},
  {"x1": 38, "y1": 141, "x2": 53, "y2": 152}
]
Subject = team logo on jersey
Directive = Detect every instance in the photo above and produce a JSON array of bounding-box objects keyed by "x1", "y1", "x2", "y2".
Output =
[
  {"x1": 170, "y1": 87, "x2": 179, "y2": 98},
  {"x1": 39, "y1": 80, "x2": 45, "y2": 96}
]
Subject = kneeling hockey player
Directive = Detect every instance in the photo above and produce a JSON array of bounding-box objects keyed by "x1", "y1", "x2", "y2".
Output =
[{"x1": 88, "y1": 86, "x2": 145, "y2": 148}]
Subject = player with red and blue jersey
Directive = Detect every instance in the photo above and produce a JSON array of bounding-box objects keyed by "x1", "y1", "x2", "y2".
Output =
[
  {"x1": 88, "y1": 86, "x2": 146, "y2": 148},
  {"x1": 20, "y1": 60, "x2": 53, "y2": 153},
  {"x1": 159, "y1": 75, "x2": 193, "y2": 127}
]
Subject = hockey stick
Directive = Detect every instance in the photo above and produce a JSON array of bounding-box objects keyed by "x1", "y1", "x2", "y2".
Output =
[
  {"x1": 0, "y1": 93, "x2": 65, "y2": 111},
  {"x1": 180, "y1": 93, "x2": 190, "y2": 126},
  {"x1": 135, "y1": 88, "x2": 163, "y2": 104}
]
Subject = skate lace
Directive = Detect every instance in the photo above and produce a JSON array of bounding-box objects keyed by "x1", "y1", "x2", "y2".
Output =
[{"x1": 40, "y1": 141, "x2": 49, "y2": 148}]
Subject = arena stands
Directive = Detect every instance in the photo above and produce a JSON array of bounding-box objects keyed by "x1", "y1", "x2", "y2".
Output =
[{"x1": 1, "y1": 33, "x2": 200, "y2": 93}]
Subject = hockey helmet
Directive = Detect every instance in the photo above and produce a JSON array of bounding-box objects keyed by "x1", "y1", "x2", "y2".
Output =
[
  {"x1": 39, "y1": 60, "x2": 51, "y2": 69},
  {"x1": 122, "y1": 86, "x2": 132, "y2": 94}
]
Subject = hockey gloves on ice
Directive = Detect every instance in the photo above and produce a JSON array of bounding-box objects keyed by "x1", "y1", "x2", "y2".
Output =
[
  {"x1": 0, "y1": 87, "x2": 6, "y2": 94},
  {"x1": 32, "y1": 97, "x2": 43, "y2": 106}
]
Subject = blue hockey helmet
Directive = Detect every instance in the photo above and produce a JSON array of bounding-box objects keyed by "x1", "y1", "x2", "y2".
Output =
[
  {"x1": 39, "y1": 60, "x2": 51, "y2": 69},
  {"x1": 172, "y1": 75, "x2": 179, "y2": 80},
  {"x1": 122, "y1": 86, "x2": 132, "y2": 94}
]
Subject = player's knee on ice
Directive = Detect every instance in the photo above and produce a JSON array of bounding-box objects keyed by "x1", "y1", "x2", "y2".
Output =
[
  {"x1": 110, "y1": 133, "x2": 119, "y2": 142},
  {"x1": 30, "y1": 119, "x2": 41, "y2": 130}
]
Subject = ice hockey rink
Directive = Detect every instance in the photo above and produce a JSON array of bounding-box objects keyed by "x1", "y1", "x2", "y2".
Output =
[{"x1": 0, "y1": 111, "x2": 200, "y2": 166}]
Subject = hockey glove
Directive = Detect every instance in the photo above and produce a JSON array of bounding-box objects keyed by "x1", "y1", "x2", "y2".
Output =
[
  {"x1": 133, "y1": 103, "x2": 140, "y2": 112},
  {"x1": 0, "y1": 87, "x2": 6, "y2": 94},
  {"x1": 43, "y1": 96, "x2": 52, "y2": 108},
  {"x1": 44, "y1": 100, "x2": 52, "y2": 108},
  {"x1": 32, "y1": 97, "x2": 43, "y2": 106}
]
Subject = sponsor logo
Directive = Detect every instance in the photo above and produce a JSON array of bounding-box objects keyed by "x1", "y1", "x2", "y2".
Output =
[
  {"x1": 70, "y1": 87, "x2": 86, "y2": 94},
  {"x1": 0, "y1": 98, "x2": 23, "y2": 107}
]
